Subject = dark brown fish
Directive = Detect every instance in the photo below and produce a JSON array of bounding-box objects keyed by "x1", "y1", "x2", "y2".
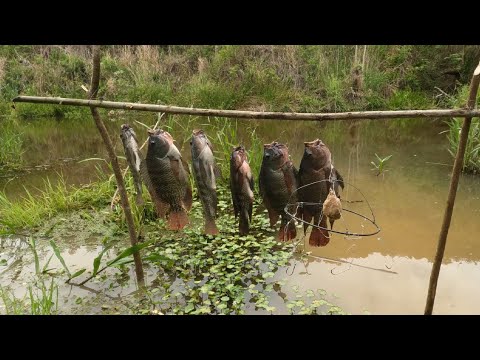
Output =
[
  {"x1": 120, "y1": 124, "x2": 144, "y2": 206},
  {"x1": 141, "y1": 129, "x2": 192, "y2": 230},
  {"x1": 230, "y1": 146, "x2": 254, "y2": 236},
  {"x1": 298, "y1": 139, "x2": 344, "y2": 246},
  {"x1": 190, "y1": 129, "x2": 221, "y2": 235},
  {"x1": 259, "y1": 141, "x2": 298, "y2": 241}
]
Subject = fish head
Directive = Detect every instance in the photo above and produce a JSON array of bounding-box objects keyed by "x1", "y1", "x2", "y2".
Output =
[
  {"x1": 147, "y1": 129, "x2": 172, "y2": 158},
  {"x1": 263, "y1": 141, "x2": 289, "y2": 167},
  {"x1": 120, "y1": 123, "x2": 137, "y2": 142},
  {"x1": 303, "y1": 139, "x2": 330, "y2": 167},
  {"x1": 231, "y1": 145, "x2": 247, "y2": 169},
  {"x1": 190, "y1": 129, "x2": 210, "y2": 158}
]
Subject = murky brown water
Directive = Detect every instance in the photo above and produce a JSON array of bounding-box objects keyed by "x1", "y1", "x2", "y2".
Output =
[{"x1": 1, "y1": 114, "x2": 480, "y2": 314}]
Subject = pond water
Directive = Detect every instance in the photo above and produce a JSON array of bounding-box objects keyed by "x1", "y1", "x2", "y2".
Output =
[{"x1": 1, "y1": 112, "x2": 480, "y2": 314}]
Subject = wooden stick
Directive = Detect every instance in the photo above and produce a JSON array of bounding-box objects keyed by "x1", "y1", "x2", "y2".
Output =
[
  {"x1": 424, "y1": 61, "x2": 480, "y2": 315},
  {"x1": 12, "y1": 95, "x2": 480, "y2": 121},
  {"x1": 87, "y1": 46, "x2": 145, "y2": 288}
]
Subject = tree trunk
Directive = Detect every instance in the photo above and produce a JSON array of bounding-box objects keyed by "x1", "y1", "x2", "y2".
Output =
[
  {"x1": 88, "y1": 45, "x2": 145, "y2": 287},
  {"x1": 424, "y1": 61, "x2": 480, "y2": 315}
]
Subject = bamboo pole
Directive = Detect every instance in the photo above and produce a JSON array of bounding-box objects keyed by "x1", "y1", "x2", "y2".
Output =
[
  {"x1": 424, "y1": 61, "x2": 480, "y2": 315},
  {"x1": 12, "y1": 95, "x2": 480, "y2": 121},
  {"x1": 87, "y1": 46, "x2": 145, "y2": 287}
]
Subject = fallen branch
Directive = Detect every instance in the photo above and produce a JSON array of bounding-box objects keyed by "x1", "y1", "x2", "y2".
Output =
[{"x1": 12, "y1": 95, "x2": 480, "y2": 121}]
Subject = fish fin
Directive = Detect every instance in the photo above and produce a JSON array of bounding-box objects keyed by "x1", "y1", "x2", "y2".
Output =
[
  {"x1": 181, "y1": 157, "x2": 191, "y2": 175},
  {"x1": 239, "y1": 207, "x2": 250, "y2": 236},
  {"x1": 302, "y1": 208, "x2": 313, "y2": 235},
  {"x1": 309, "y1": 216, "x2": 330, "y2": 247},
  {"x1": 282, "y1": 161, "x2": 298, "y2": 195},
  {"x1": 248, "y1": 201, "x2": 253, "y2": 223},
  {"x1": 167, "y1": 209, "x2": 189, "y2": 230},
  {"x1": 279, "y1": 219, "x2": 296, "y2": 242},
  {"x1": 229, "y1": 173, "x2": 241, "y2": 219},
  {"x1": 169, "y1": 157, "x2": 183, "y2": 181},
  {"x1": 264, "y1": 199, "x2": 279, "y2": 227},
  {"x1": 334, "y1": 168, "x2": 345, "y2": 190},
  {"x1": 183, "y1": 184, "x2": 193, "y2": 211},
  {"x1": 135, "y1": 193, "x2": 144, "y2": 207},
  {"x1": 247, "y1": 170, "x2": 254, "y2": 192},
  {"x1": 213, "y1": 164, "x2": 222, "y2": 180},
  {"x1": 205, "y1": 219, "x2": 219, "y2": 236}
]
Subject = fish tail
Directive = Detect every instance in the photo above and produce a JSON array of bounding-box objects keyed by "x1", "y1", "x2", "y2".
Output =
[
  {"x1": 302, "y1": 209, "x2": 313, "y2": 235},
  {"x1": 309, "y1": 217, "x2": 330, "y2": 247},
  {"x1": 239, "y1": 207, "x2": 250, "y2": 236},
  {"x1": 205, "y1": 218, "x2": 219, "y2": 236},
  {"x1": 309, "y1": 228, "x2": 330, "y2": 247},
  {"x1": 279, "y1": 218, "x2": 297, "y2": 242},
  {"x1": 167, "y1": 209, "x2": 189, "y2": 230}
]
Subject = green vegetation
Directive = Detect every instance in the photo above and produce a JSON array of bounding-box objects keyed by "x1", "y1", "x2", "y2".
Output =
[
  {"x1": 0, "y1": 174, "x2": 346, "y2": 315},
  {"x1": 371, "y1": 154, "x2": 393, "y2": 176},
  {"x1": 442, "y1": 85, "x2": 480, "y2": 174},
  {"x1": 0, "y1": 172, "x2": 115, "y2": 233},
  {"x1": 2, "y1": 45, "x2": 478, "y2": 117},
  {"x1": 1, "y1": 45, "x2": 480, "y2": 170}
]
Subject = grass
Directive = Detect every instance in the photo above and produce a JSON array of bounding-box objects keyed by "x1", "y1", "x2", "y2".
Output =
[
  {"x1": 441, "y1": 84, "x2": 480, "y2": 174},
  {"x1": 4, "y1": 45, "x2": 476, "y2": 121},
  {"x1": 0, "y1": 171, "x2": 115, "y2": 233},
  {"x1": 0, "y1": 116, "x2": 24, "y2": 168},
  {"x1": 444, "y1": 118, "x2": 480, "y2": 174}
]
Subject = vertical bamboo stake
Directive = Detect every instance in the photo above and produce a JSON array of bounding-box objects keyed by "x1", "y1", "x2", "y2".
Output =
[
  {"x1": 424, "y1": 60, "x2": 480, "y2": 315},
  {"x1": 88, "y1": 45, "x2": 145, "y2": 287}
]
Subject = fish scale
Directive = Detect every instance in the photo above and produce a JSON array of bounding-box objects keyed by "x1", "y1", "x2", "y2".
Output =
[
  {"x1": 191, "y1": 129, "x2": 219, "y2": 235},
  {"x1": 144, "y1": 129, "x2": 192, "y2": 230}
]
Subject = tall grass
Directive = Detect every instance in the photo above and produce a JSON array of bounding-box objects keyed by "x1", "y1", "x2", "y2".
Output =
[
  {"x1": 444, "y1": 118, "x2": 480, "y2": 174},
  {"x1": 4, "y1": 45, "x2": 477, "y2": 121},
  {"x1": 0, "y1": 172, "x2": 115, "y2": 233},
  {"x1": 0, "y1": 116, "x2": 23, "y2": 168},
  {"x1": 442, "y1": 84, "x2": 480, "y2": 174},
  {"x1": 0, "y1": 281, "x2": 58, "y2": 315}
]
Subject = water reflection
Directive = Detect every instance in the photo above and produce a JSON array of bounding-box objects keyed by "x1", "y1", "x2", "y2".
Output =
[{"x1": 2, "y1": 116, "x2": 480, "y2": 314}]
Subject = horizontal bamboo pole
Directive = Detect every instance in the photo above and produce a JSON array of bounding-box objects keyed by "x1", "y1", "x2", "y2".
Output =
[{"x1": 12, "y1": 96, "x2": 480, "y2": 121}]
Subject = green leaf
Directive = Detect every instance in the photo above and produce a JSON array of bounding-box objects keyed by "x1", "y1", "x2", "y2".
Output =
[
  {"x1": 0, "y1": 259, "x2": 7, "y2": 266},
  {"x1": 107, "y1": 241, "x2": 152, "y2": 267},
  {"x1": 262, "y1": 272, "x2": 275, "y2": 279},
  {"x1": 184, "y1": 303, "x2": 195, "y2": 313},
  {"x1": 217, "y1": 303, "x2": 227, "y2": 310},
  {"x1": 109, "y1": 257, "x2": 135, "y2": 267},
  {"x1": 49, "y1": 240, "x2": 71, "y2": 277},
  {"x1": 221, "y1": 296, "x2": 230, "y2": 302},
  {"x1": 93, "y1": 245, "x2": 112, "y2": 277},
  {"x1": 69, "y1": 268, "x2": 86, "y2": 280},
  {"x1": 29, "y1": 238, "x2": 40, "y2": 275},
  {"x1": 42, "y1": 254, "x2": 54, "y2": 274}
]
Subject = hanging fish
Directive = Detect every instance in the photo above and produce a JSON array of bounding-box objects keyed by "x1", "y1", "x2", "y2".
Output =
[
  {"x1": 230, "y1": 145, "x2": 254, "y2": 236},
  {"x1": 190, "y1": 129, "x2": 221, "y2": 235},
  {"x1": 259, "y1": 141, "x2": 298, "y2": 241},
  {"x1": 142, "y1": 129, "x2": 192, "y2": 230}
]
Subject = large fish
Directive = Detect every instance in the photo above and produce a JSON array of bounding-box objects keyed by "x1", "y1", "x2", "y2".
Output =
[
  {"x1": 190, "y1": 129, "x2": 221, "y2": 235},
  {"x1": 259, "y1": 141, "x2": 298, "y2": 241},
  {"x1": 141, "y1": 129, "x2": 192, "y2": 230},
  {"x1": 230, "y1": 146, "x2": 254, "y2": 236},
  {"x1": 120, "y1": 124, "x2": 144, "y2": 206},
  {"x1": 298, "y1": 139, "x2": 344, "y2": 246}
]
